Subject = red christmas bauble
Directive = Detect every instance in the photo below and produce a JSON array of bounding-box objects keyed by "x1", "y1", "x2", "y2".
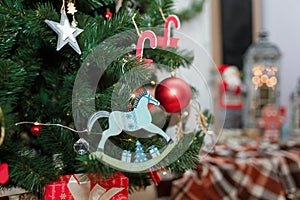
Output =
[
  {"x1": 104, "y1": 10, "x2": 113, "y2": 19},
  {"x1": 155, "y1": 77, "x2": 191, "y2": 113},
  {"x1": 31, "y1": 125, "x2": 41, "y2": 136}
]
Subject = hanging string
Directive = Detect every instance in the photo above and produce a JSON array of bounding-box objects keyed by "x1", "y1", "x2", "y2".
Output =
[
  {"x1": 0, "y1": 107, "x2": 5, "y2": 146},
  {"x1": 192, "y1": 101, "x2": 208, "y2": 134},
  {"x1": 175, "y1": 115, "x2": 184, "y2": 140},
  {"x1": 60, "y1": 0, "x2": 66, "y2": 13},
  {"x1": 15, "y1": 121, "x2": 88, "y2": 133},
  {"x1": 132, "y1": 13, "x2": 141, "y2": 37},
  {"x1": 158, "y1": 6, "x2": 166, "y2": 21},
  {"x1": 175, "y1": 100, "x2": 209, "y2": 139},
  {"x1": 176, "y1": 115, "x2": 194, "y2": 140}
]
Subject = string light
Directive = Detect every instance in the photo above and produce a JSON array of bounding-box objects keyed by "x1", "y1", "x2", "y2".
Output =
[
  {"x1": 252, "y1": 65, "x2": 278, "y2": 89},
  {"x1": 150, "y1": 80, "x2": 156, "y2": 86},
  {"x1": 15, "y1": 121, "x2": 88, "y2": 133}
]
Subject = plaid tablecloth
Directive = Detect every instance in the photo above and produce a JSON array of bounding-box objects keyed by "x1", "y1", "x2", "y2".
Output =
[{"x1": 171, "y1": 144, "x2": 300, "y2": 200}]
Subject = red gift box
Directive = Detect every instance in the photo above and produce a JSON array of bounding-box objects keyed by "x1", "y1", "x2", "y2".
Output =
[{"x1": 44, "y1": 173, "x2": 128, "y2": 200}]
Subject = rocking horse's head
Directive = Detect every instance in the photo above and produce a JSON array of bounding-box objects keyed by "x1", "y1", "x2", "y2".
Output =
[
  {"x1": 133, "y1": 91, "x2": 160, "y2": 108},
  {"x1": 145, "y1": 91, "x2": 160, "y2": 106}
]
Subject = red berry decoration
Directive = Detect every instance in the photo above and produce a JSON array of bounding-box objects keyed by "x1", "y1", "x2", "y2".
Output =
[
  {"x1": 155, "y1": 77, "x2": 191, "y2": 113},
  {"x1": 104, "y1": 10, "x2": 113, "y2": 19},
  {"x1": 31, "y1": 125, "x2": 41, "y2": 136}
]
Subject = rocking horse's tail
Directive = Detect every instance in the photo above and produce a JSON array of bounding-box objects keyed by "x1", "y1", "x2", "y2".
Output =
[{"x1": 87, "y1": 111, "x2": 110, "y2": 134}]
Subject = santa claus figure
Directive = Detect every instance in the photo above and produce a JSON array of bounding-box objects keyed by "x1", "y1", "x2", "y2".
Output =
[
  {"x1": 218, "y1": 64, "x2": 243, "y2": 128},
  {"x1": 218, "y1": 64, "x2": 243, "y2": 109}
]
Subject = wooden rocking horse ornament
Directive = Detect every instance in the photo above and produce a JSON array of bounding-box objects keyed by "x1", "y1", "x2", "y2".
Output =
[
  {"x1": 88, "y1": 91, "x2": 172, "y2": 151},
  {"x1": 86, "y1": 31, "x2": 179, "y2": 172}
]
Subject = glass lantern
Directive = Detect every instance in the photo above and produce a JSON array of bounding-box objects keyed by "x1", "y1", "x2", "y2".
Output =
[
  {"x1": 243, "y1": 31, "x2": 281, "y2": 130},
  {"x1": 290, "y1": 78, "x2": 300, "y2": 136}
]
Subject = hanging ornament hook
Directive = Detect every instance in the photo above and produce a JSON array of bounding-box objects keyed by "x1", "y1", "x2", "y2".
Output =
[
  {"x1": 61, "y1": 0, "x2": 66, "y2": 13},
  {"x1": 192, "y1": 101, "x2": 208, "y2": 134},
  {"x1": 158, "y1": 6, "x2": 166, "y2": 21},
  {"x1": 135, "y1": 30, "x2": 157, "y2": 61},
  {"x1": 132, "y1": 13, "x2": 141, "y2": 37}
]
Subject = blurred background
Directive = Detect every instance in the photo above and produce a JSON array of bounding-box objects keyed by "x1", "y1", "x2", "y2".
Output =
[{"x1": 174, "y1": 0, "x2": 300, "y2": 135}]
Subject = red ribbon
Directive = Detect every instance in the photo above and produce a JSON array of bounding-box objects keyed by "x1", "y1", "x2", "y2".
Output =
[{"x1": 0, "y1": 163, "x2": 9, "y2": 184}]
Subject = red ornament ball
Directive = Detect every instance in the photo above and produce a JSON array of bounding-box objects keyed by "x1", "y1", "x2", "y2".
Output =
[
  {"x1": 155, "y1": 77, "x2": 191, "y2": 113},
  {"x1": 31, "y1": 125, "x2": 41, "y2": 136},
  {"x1": 104, "y1": 10, "x2": 113, "y2": 19}
]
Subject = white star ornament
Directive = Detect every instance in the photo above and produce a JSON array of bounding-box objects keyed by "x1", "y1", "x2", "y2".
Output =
[{"x1": 45, "y1": 12, "x2": 83, "y2": 54}]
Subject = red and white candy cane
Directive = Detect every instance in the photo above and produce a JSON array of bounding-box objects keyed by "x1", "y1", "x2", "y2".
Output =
[
  {"x1": 135, "y1": 30, "x2": 157, "y2": 61},
  {"x1": 157, "y1": 15, "x2": 181, "y2": 48}
]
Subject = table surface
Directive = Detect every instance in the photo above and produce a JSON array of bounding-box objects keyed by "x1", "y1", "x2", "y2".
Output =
[{"x1": 171, "y1": 142, "x2": 300, "y2": 200}]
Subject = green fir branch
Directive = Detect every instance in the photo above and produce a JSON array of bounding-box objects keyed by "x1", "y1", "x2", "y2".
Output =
[
  {"x1": 0, "y1": 59, "x2": 27, "y2": 105},
  {"x1": 76, "y1": 0, "x2": 115, "y2": 14},
  {"x1": 7, "y1": 154, "x2": 58, "y2": 192},
  {"x1": 0, "y1": 0, "x2": 207, "y2": 194},
  {"x1": 145, "y1": 48, "x2": 193, "y2": 70},
  {"x1": 175, "y1": 0, "x2": 205, "y2": 22},
  {"x1": 143, "y1": 0, "x2": 174, "y2": 27}
]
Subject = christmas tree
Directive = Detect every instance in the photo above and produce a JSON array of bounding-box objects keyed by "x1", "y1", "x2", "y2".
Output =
[
  {"x1": 0, "y1": 0, "x2": 210, "y2": 195},
  {"x1": 134, "y1": 141, "x2": 148, "y2": 163}
]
